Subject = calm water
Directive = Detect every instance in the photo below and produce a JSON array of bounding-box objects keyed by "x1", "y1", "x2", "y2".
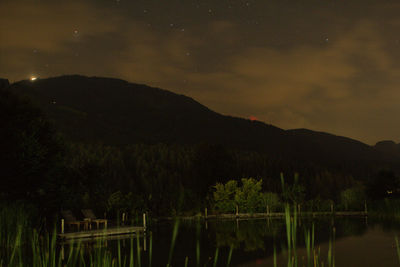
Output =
[{"x1": 63, "y1": 217, "x2": 400, "y2": 266}]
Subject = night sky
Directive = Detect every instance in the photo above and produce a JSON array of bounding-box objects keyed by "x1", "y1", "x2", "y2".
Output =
[{"x1": 1, "y1": 0, "x2": 399, "y2": 145}]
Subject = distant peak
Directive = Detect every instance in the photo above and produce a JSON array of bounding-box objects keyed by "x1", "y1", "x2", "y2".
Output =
[{"x1": 375, "y1": 140, "x2": 397, "y2": 147}]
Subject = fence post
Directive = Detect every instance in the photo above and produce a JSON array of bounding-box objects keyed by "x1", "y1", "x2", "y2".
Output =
[
  {"x1": 143, "y1": 231, "x2": 147, "y2": 251},
  {"x1": 61, "y1": 244, "x2": 65, "y2": 261},
  {"x1": 61, "y1": 219, "x2": 65, "y2": 234},
  {"x1": 143, "y1": 213, "x2": 147, "y2": 230},
  {"x1": 205, "y1": 208, "x2": 208, "y2": 219},
  {"x1": 236, "y1": 205, "x2": 239, "y2": 217},
  {"x1": 266, "y1": 205, "x2": 270, "y2": 215},
  {"x1": 364, "y1": 200, "x2": 368, "y2": 214}
]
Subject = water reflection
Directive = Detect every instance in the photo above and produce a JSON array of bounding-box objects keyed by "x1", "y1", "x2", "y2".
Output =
[
  {"x1": 212, "y1": 217, "x2": 369, "y2": 252},
  {"x1": 60, "y1": 216, "x2": 400, "y2": 266},
  {"x1": 213, "y1": 219, "x2": 279, "y2": 251}
]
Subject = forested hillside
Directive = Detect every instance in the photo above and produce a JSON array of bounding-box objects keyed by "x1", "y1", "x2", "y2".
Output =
[{"x1": 1, "y1": 76, "x2": 399, "y2": 216}]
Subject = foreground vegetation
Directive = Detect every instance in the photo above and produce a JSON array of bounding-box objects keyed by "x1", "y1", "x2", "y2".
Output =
[
  {"x1": 2, "y1": 196, "x2": 400, "y2": 266},
  {"x1": 0, "y1": 204, "x2": 339, "y2": 267}
]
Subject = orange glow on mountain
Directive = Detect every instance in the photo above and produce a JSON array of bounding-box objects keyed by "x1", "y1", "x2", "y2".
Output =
[{"x1": 249, "y1": 115, "x2": 257, "y2": 121}]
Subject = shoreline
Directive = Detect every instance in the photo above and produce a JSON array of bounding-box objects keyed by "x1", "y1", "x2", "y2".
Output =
[{"x1": 156, "y1": 211, "x2": 368, "y2": 221}]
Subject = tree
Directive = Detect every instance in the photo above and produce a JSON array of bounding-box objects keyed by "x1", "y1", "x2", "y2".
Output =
[
  {"x1": 367, "y1": 170, "x2": 399, "y2": 199},
  {"x1": 235, "y1": 178, "x2": 263, "y2": 213},
  {"x1": 192, "y1": 144, "x2": 235, "y2": 197},
  {"x1": 339, "y1": 185, "x2": 366, "y2": 210},
  {"x1": 213, "y1": 180, "x2": 238, "y2": 213},
  {"x1": 213, "y1": 178, "x2": 266, "y2": 213},
  {"x1": 281, "y1": 173, "x2": 305, "y2": 204},
  {"x1": 0, "y1": 87, "x2": 65, "y2": 208},
  {"x1": 261, "y1": 192, "x2": 281, "y2": 212}
]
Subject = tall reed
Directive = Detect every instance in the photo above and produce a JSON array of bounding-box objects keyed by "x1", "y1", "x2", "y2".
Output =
[
  {"x1": 281, "y1": 204, "x2": 335, "y2": 267},
  {"x1": 2, "y1": 202, "x2": 339, "y2": 267}
]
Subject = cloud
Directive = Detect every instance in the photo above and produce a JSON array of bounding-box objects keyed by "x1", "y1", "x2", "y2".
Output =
[
  {"x1": 177, "y1": 21, "x2": 400, "y2": 143},
  {"x1": 0, "y1": 0, "x2": 127, "y2": 79},
  {"x1": 1, "y1": 1, "x2": 400, "y2": 144}
]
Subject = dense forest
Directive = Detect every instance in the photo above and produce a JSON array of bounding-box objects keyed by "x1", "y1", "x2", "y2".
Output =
[{"x1": 1, "y1": 76, "x2": 400, "y2": 219}]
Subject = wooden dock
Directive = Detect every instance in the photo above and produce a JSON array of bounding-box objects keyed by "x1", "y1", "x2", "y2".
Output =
[{"x1": 58, "y1": 226, "x2": 145, "y2": 240}]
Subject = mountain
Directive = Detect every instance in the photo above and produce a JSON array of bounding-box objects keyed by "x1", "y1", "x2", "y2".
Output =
[
  {"x1": 374, "y1": 140, "x2": 400, "y2": 159},
  {"x1": 287, "y1": 129, "x2": 385, "y2": 162},
  {"x1": 7, "y1": 75, "x2": 392, "y2": 164}
]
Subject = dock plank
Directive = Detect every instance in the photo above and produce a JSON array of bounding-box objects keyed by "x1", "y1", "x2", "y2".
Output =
[{"x1": 58, "y1": 226, "x2": 145, "y2": 240}]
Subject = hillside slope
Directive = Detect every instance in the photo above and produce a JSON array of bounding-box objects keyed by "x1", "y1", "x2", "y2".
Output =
[{"x1": 8, "y1": 75, "x2": 388, "y2": 163}]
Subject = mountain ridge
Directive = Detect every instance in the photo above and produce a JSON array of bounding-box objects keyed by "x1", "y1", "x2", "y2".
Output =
[{"x1": 6, "y1": 75, "x2": 398, "y2": 163}]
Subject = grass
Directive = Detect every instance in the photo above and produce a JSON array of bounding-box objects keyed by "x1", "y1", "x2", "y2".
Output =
[
  {"x1": 279, "y1": 203, "x2": 335, "y2": 267},
  {"x1": 0, "y1": 203, "x2": 340, "y2": 267},
  {"x1": 395, "y1": 236, "x2": 400, "y2": 264},
  {"x1": 0, "y1": 205, "x2": 224, "y2": 267},
  {"x1": 7, "y1": 196, "x2": 400, "y2": 266}
]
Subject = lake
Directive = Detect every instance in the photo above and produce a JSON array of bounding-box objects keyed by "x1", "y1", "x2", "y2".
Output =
[{"x1": 62, "y1": 216, "x2": 400, "y2": 266}]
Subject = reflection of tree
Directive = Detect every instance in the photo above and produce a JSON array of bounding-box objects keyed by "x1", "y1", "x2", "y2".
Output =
[
  {"x1": 335, "y1": 218, "x2": 367, "y2": 237},
  {"x1": 214, "y1": 221, "x2": 241, "y2": 249},
  {"x1": 213, "y1": 220, "x2": 281, "y2": 252},
  {"x1": 236, "y1": 221, "x2": 266, "y2": 251}
]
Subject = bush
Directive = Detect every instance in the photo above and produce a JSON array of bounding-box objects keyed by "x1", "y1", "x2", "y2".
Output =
[
  {"x1": 339, "y1": 186, "x2": 366, "y2": 211},
  {"x1": 107, "y1": 191, "x2": 146, "y2": 219},
  {"x1": 304, "y1": 198, "x2": 333, "y2": 212},
  {"x1": 262, "y1": 192, "x2": 281, "y2": 212}
]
